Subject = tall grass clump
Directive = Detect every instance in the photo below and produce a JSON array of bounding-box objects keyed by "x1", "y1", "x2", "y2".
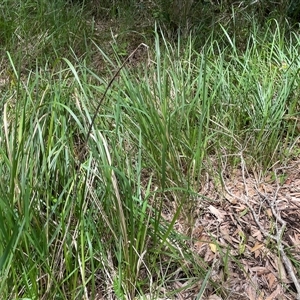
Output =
[
  {"x1": 0, "y1": 49, "x2": 209, "y2": 299},
  {"x1": 113, "y1": 21, "x2": 300, "y2": 186},
  {"x1": 0, "y1": 56, "x2": 92, "y2": 299},
  {"x1": 212, "y1": 20, "x2": 300, "y2": 167}
]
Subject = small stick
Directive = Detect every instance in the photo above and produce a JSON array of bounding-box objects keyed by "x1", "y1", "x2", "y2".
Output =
[{"x1": 83, "y1": 43, "x2": 149, "y2": 158}]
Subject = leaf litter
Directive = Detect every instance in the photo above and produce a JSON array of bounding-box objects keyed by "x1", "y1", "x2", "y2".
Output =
[{"x1": 162, "y1": 157, "x2": 300, "y2": 300}]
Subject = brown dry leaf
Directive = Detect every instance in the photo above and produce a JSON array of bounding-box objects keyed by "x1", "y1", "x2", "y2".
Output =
[
  {"x1": 252, "y1": 229, "x2": 263, "y2": 241},
  {"x1": 266, "y1": 272, "x2": 277, "y2": 289},
  {"x1": 257, "y1": 294, "x2": 265, "y2": 300},
  {"x1": 250, "y1": 242, "x2": 264, "y2": 252},
  {"x1": 247, "y1": 284, "x2": 257, "y2": 300},
  {"x1": 289, "y1": 234, "x2": 300, "y2": 249},
  {"x1": 265, "y1": 259, "x2": 277, "y2": 274},
  {"x1": 224, "y1": 193, "x2": 238, "y2": 204},
  {"x1": 194, "y1": 234, "x2": 210, "y2": 252},
  {"x1": 266, "y1": 208, "x2": 273, "y2": 218},
  {"x1": 204, "y1": 246, "x2": 215, "y2": 262},
  {"x1": 248, "y1": 187, "x2": 257, "y2": 197},
  {"x1": 222, "y1": 234, "x2": 233, "y2": 244},
  {"x1": 207, "y1": 295, "x2": 223, "y2": 300},
  {"x1": 264, "y1": 176, "x2": 273, "y2": 183},
  {"x1": 250, "y1": 266, "x2": 269, "y2": 275},
  {"x1": 285, "y1": 177, "x2": 292, "y2": 185},
  {"x1": 265, "y1": 284, "x2": 282, "y2": 300},
  {"x1": 208, "y1": 205, "x2": 226, "y2": 222},
  {"x1": 192, "y1": 225, "x2": 204, "y2": 238},
  {"x1": 254, "y1": 250, "x2": 260, "y2": 258},
  {"x1": 234, "y1": 203, "x2": 247, "y2": 212}
]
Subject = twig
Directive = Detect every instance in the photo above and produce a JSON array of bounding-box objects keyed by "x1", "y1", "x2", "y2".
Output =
[{"x1": 83, "y1": 43, "x2": 149, "y2": 155}]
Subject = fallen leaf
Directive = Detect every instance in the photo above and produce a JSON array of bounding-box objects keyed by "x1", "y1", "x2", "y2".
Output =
[
  {"x1": 289, "y1": 234, "x2": 300, "y2": 249},
  {"x1": 250, "y1": 242, "x2": 264, "y2": 252},
  {"x1": 248, "y1": 187, "x2": 257, "y2": 197},
  {"x1": 224, "y1": 193, "x2": 237, "y2": 204},
  {"x1": 192, "y1": 225, "x2": 204, "y2": 238},
  {"x1": 247, "y1": 284, "x2": 257, "y2": 300},
  {"x1": 204, "y1": 247, "x2": 215, "y2": 262},
  {"x1": 207, "y1": 295, "x2": 223, "y2": 300},
  {"x1": 284, "y1": 177, "x2": 292, "y2": 185},
  {"x1": 209, "y1": 243, "x2": 217, "y2": 253},
  {"x1": 208, "y1": 205, "x2": 226, "y2": 222},
  {"x1": 254, "y1": 250, "x2": 260, "y2": 258},
  {"x1": 252, "y1": 229, "x2": 263, "y2": 242},
  {"x1": 266, "y1": 272, "x2": 277, "y2": 289},
  {"x1": 265, "y1": 284, "x2": 282, "y2": 300},
  {"x1": 266, "y1": 208, "x2": 272, "y2": 218},
  {"x1": 250, "y1": 266, "x2": 269, "y2": 275}
]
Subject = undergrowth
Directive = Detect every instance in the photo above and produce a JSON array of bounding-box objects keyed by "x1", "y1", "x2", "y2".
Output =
[{"x1": 0, "y1": 1, "x2": 299, "y2": 299}]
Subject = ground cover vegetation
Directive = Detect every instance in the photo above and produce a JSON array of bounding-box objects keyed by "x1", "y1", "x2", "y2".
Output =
[{"x1": 0, "y1": 0, "x2": 300, "y2": 299}]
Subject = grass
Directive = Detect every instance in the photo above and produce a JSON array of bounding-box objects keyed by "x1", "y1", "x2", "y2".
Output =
[{"x1": 0, "y1": 1, "x2": 300, "y2": 299}]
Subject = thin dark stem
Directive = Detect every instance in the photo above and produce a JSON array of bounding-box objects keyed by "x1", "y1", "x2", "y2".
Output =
[{"x1": 84, "y1": 43, "x2": 148, "y2": 153}]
